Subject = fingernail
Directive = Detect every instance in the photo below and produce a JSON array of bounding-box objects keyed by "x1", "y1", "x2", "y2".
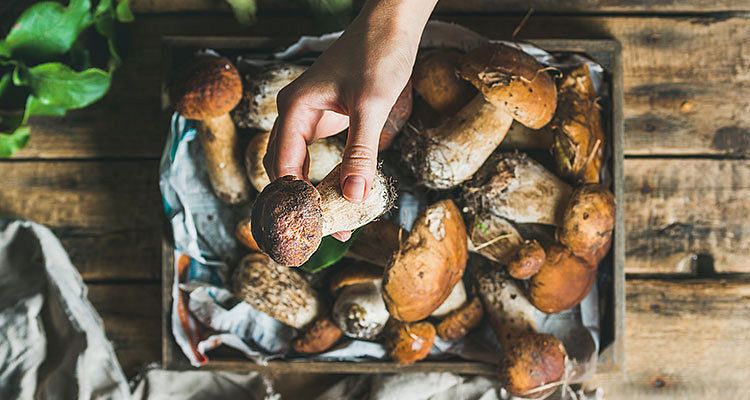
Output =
[
  {"x1": 343, "y1": 175, "x2": 366, "y2": 203},
  {"x1": 332, "y1": 231, "x2": 352, "y2": 242}
]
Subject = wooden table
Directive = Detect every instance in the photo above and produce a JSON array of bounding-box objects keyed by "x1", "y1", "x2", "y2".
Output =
[{"x1": 1, "y1": 1, "x2": 748, "y2": 398}]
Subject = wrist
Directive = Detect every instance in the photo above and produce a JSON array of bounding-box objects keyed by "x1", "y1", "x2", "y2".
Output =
[{"x1": 358, "y1": 0, "x2": 437, "y2": 43}]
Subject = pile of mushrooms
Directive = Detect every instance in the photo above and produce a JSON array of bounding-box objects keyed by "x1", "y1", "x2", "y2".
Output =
[{"x1": 172, "y1": 42, "x2": 616, "y2": 397}]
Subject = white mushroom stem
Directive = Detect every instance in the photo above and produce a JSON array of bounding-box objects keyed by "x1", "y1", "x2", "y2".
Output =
[
  {"x1": 430, "y1": 281, "x2": 468, "y2": 318},
  {"x1": 245, "y1": 131, "x2": 344, "y2": 192},
  {"x1": 332, "y1": 281, "x2": 390, "y2": 340},
  {"x1": 316, "y1": 164, "x2": 395, "y2": 235},
  {"x1": 198, "y1": 114, "x2": 251, "y2": 204},
  {"x1": 234, "y1": 63, "x2": 306, "y2": 131},
  {"x1": 411, "y1": 95, "x2": 514, "y2": 189}
]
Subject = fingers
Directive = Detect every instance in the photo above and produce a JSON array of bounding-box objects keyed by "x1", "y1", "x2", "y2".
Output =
[
  {"x1": 331, "y1": 230, "x2": 352, "y2": 242},
  {"x1": 340, "y1": 98, "x2": 391, "y2": 203},
  {"x1": 263, "y1": 96, "x2": 320, "y2": 181}
]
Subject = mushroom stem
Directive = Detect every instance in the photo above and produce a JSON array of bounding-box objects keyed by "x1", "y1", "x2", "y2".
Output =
[{"x1": 199, "y1": 114, "x2": 250, "y2": 204}]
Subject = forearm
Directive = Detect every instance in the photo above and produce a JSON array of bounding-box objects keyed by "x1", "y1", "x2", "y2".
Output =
[{"x1": 356, "y1": 0, "x2": 438, "y2": 51}]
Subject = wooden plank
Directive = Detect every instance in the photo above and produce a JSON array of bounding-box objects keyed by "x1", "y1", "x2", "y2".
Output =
[
  {"x1": 0, "y1": 160, "x2": 162, "y2": 280},
  {"x1": 130, "y1": 0, "x2": 750, "y2": 13},
  {"x1": 624, "y1": 158, "x2": 750, "y2": 274},
  {"x1": 13, "y1": 15, "x2": 748, "y2": 159},
  {"x1": 88, "y1": 282, "x2": 161, "y2": 378},
  {"x1": 590, "y1": 278, "x2": 750, "y2": 399}
]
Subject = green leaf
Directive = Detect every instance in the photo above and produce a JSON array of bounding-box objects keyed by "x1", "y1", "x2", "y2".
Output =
[
  {"x1": 0, "y1": 125, "x2": 30, "y2": 157},
  {"x1": 115, "y1": 0, "x2": 134, "y2": 22},
  {"x1": 22, "y1": 63, "x2": 110, "y2": 110},
  {"x1": 300, "y1": 231, "x2": 360, "y2": 273},
  {"x1": 224, "y1": 0, "x2": 257, "y2": 25},
  {"x1": 24, "y1": 96, "x2": 67, "y2": 121},
  {"x1": 94, "y1": 0, "x2": 133, "y2": 67},
  {"x1": 0, "y1": 73, "x2": 10, "y2": 98},
  {"x1": 1, "y1": 0, "x2": 93, "y2": 61}
]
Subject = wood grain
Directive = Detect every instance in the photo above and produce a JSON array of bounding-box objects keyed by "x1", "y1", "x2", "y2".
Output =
[
  {"x1": 0, "y1": 161, "x2": 162, "y2": 280},
  {"x1": 12, "y1": 15, "x2": 750, "y2": 158},
  {"x1": 590, "y1": 278, "x2": 750, "y2": 399},
  {"x1": 624, "y1": 158, "x2": 750, "y2": 274}
]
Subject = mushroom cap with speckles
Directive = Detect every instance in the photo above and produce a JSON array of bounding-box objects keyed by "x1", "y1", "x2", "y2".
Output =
[
  {"x1": 459, "y1": 43, "x2": 557, "y2": 129},
  {"x1": 528, "y1": 245, "x2": 596, "y2": 313},
  {"x1": 559, "y1": 185, "x2": 615, "y2": 265},
  {"x1": 171, "y1": 56, "x2": 242, "y2": 120},
  {"x1": 251, "y1": 175, "x2": 323, "y2": 267},
  {"x1": 385, "y1": 320, "x2": 436, "y2": 365},
  {"x1": 500, "y1": 332, "x2": 567, "y2": 398}
]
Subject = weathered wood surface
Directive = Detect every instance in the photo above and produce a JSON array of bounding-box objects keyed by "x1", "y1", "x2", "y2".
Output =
[
  {"x1": 0, "y1": 161, "x2": 162, "y2": 280},
  {"x1": 13, "y1": 15, "x2": 750, "y2": 158},
  {"x1": 93, "y1": 278, "x2": 750, "y2": 395},
  {"x1": 130, "y1": 0, "x2": 750, "y2": 13}
]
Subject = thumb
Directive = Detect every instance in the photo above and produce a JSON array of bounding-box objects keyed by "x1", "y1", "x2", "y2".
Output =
[{"x1": 340, "y1": 99, "x2": 390, "y2": 203}]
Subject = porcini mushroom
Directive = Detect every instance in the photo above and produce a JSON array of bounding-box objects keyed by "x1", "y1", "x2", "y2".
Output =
[
  {"x1": 528, "y1": 245, "x2": 596, "y2": 313},
  {"x1": 507, "y1": 240, "x2": 545, "y2": 280},
  {"x1": 233, "y1": 62, "x2": 306, "y2": 131},
  {"x1": 500, "y1": 332, "x2": 567, "y2": 398},
  {"x1": 436, "y1": 297, "x2": 484, "y2": 341},
  {"x1": 551, "y1": 64, "x2": 605, "y2": 184},
  {"x1": 171, "y1": 55, "x2": 250, "y2": 204},
  {"x1": 346, "y1": 219, "x2": 401, "y2": 268},
  {"x1": 558, "y1": 185, "x2": 615, "y2": 265},
  {"x1": 468, "y1": 212, "x2": 524, "y2": 264},
  {"x1": 382, "y1": 200, "x2": 468, "y2": 322},
  {"x1": 412, "y1": 49, "x2": 476, "y2": 116},
  {"x1": 232, "y1": 253, "x2": 320, "y2": 329},
  {"x1": 244, "y1": 131, "x2": 344, "y2": 192},
  {"x1": 330, "y1": 264, "x2": 389, "y2": 340},
  {"x1": 463, "y1": 152, "x2": 572, "y2": 226},
  {"x1": 379, "y1": 81, "x2": 414, "y2": 150},
  {"x1": 430, "y1": 281, "x2": 468, "y2": 318},
  {"x1": 385, "y1": 320, "x2": 436, "y2": 365},
  {"x1": 292, "y1": 316, "x2": 344, "y2": 354},
  {"x1": 403, "y1": 43, "x2": 557, "y2": 189},
  {"x1": 235, "y1": 217, "x2": 260, "y2": 252},
  {"x1": 251, "y1": 164, "x2": 396, "y2": 266}
]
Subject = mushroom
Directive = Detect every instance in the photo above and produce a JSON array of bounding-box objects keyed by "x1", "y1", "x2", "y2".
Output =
[
  {"x1": 412, "y1": 49, "x2": 476, "y2": 116},
  {"x1": 292, "y1": 316, "x2": 343, "y2": 354},
  {"x1": 500, "y1": 332, "x2": 567, "y2": 398},
  {"x1": 463, "y1": 152, "x2": 572, "y2": 226},
  {"x1": 171, "y1": 55, "x2": 250, "y2": 204},
  {"x1": 330, "y1": 265, "x2": 390, "y2": 340},
  {"x1": 436, "y1": 297, "x2": 484, "y2": 341},
  {"x1": 528, "y1": 245, "x2": 596, "y2": 314},
  {"x1": 235, "y1": 217, "x2": 260, "y2": 252},
  {"x1": 500, "y1": 122, "x2": 554, "y2": 150},
  {"x1": 551, "y1": 64, "x2": 605, "y2": 184},
  {"x1": 346, "y1": 219, "x2": 401, "y2": 268},
  {"x1": 251, "y1": 164, "x2": 396, "y2": 266},
  {"x1": 232, "y1": 62, "x2": 306, "y2": 131},
  {"x1": 467, "y1": 211, "x2": 524, "y2": 264},
  {"x1": 379, "y1": 81, "x2": 414, "y2": 150},
  {"x1": 430, "y1": 281, "x2": 468, "y2": 318},
  {"x1": 244, "y1": 131, "x2": 344, "y2": 192},
  {"x1": 507, "y1": 239, "x2": 545, "y2": 280},
  {"x1": 384, "y1": 320, "x2": 436, "y2": 365},
  {"x1": 558, "y1": 185, "x2": 615, "y2": 265},
  {"x1": 382, "y1": 200, "x2": 468, "y2": 322},
  {"x1": 403, "y1": 43, "x2": 557, "y2": 189},
  {"x1": 232, "y1": 253, "x2": 320, "y2": 329}
]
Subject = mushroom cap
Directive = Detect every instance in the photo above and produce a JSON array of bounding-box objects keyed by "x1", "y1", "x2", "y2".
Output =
[
  {"x1": 292, "y1": 316, "x2": 343, "y2": 354},
  {"x1": 508, "y1": 239, "x2": 546, "y2": 280},
  {"x1": 332, "y1": 280, "x2": 390, "y2": 340},
  {"x1": 171, "y1": 56, "x2": 242, "y2": 120},
  {"x1": 500, "y1": 332, "x2": 567, "y2": 398},
  {"x1": 436, "y1": 296, "x2": 484, "y2": 341},
  {"x1": 385, "y1": 321, "x2": 436, "y2": 365},
  {"x1": 329, "y1": 262, "x2": 383, "y2": 293},
  {"x1": 528, "y1": 245, "x2": 596, "y2": 313},
  {"x1": 251, "y1": 176, "x2": 323, "y2": 267},
  {"x1": 413, "y1": 49, "x2": 476, "y2": 116},
  {"x1": 232, "y1": 253, "x2": 320, "y2": 329},
  {"x1": 558, "y1": 185, "x2": 615, "y2": 264},
  {"x1": 379, "y1": 80, "x2": 413, "y2": 150},
  {"x1": 459, "y1": 43, "x2": 557, "y2": 129},
  {"x1": 235, "y1": 218, "x2": 260, "y2": 252},
  {"x1": 383, "y1": 200, "x2": 468, "y2": 322},
  {"x1": 468, "y1": 212, "x2": 523, "y2": 264}
]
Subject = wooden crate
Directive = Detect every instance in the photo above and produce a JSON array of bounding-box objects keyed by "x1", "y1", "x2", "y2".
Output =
[{"x1": 161, "y1": 36, "x2": 625, "y2": 374}]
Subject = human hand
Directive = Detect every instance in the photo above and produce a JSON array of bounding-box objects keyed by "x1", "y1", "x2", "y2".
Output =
[{"x1": 263, "y1": 0, "x2": 437, "y2": 241}]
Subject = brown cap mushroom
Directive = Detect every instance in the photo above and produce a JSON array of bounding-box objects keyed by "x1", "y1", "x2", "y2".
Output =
[
  {"x1": 379, "y1": 81, "x2": 413, "y2": 150},
  {"x1": 528, "y1": 245, "x2": 596, "y2": 313},
  {"x1": 507, "y1": 240, "x2": 545, "y2": 280},
  {"x1": 500, "y1": 332, "x2": 567, "y2": 398},
  {"x1": 232, "y1": 62, "x2": 306, "y2": 131},
  {"x1": 292, "y1": 316, "x2": 343, "y2": 354},
  {"x1": 551, "y1": 64, "x2": 605, "y2": 184},
  {"x1": 463, "y1": 152, "x2": 572, "y2": 226},
  {"x1": 232, "y1": 253, "x2": 320, "y2": 329},
  {"x1": 330, "y1": 265, "x2": 390, "y2": 340},
  {"x1": 171, "y1": 56, "x2": 250, "y2": 204},
  {"x1": 468, "y1": 212, "x2": 523, "y2": 264},
  {"x1": 436, "y1": 297, "x2": 484, "y2": 341},
  {"x1": 403, "y1": 44, "x2": 557, "y2": 189},
  {"x1": 346, "y1": 219, "x2": 401, "y2": 268},
  {"x1": 244, "y1": 131, "x2": 344, "y2": 192},
  {"x1": 385, "y1": 320, "x2": 436, "y2": 365},
  {"x1": 235, "y1": 217, "x2": 260, "y2": 252},
  {"x1": 558, "y1": 185, "x2": 615, "y2": 265},
  {"x1": 382, "y1": 200, "x2": 468, "y2": 322},
  {"x1": 412, "y1": 49, "x2": 476, "y2": 116},
  {"x1": 251, "y1": 164, "x2": 396, "y2": 266}
]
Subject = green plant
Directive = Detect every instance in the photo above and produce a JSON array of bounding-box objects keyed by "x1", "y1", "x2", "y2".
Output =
[
  {"x1": 225, "y1": 0, "x2": 353, "y2": 30},
  {"x1": 0, "y1": 0, "x2": 133, "y2": 157}
]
